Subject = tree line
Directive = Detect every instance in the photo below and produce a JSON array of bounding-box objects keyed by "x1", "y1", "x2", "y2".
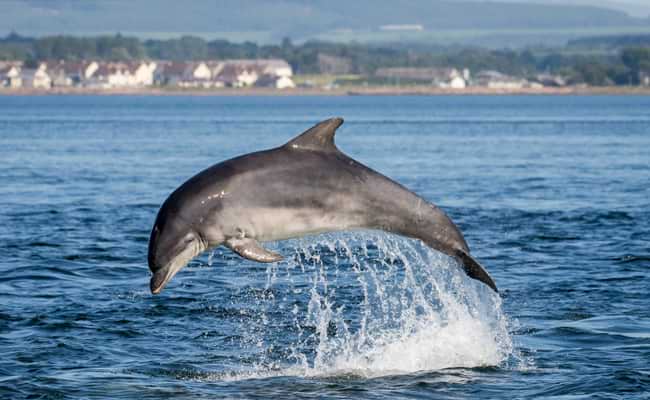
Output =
[{"x1": 1, "y1": 32, "x2": 649, "y2": 85}]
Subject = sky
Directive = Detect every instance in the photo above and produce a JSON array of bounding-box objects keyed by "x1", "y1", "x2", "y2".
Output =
[{"x1": 1, "y1": 0, "x2": 649, "y2": 47}]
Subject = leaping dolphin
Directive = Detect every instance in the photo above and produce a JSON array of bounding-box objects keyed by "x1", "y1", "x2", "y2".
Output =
[{"x1": 148, "y1": 118, "x2": 497, "y2": 294}]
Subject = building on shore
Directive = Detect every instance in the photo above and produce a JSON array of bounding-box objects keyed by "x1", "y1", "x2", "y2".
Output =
[
  {"x1": 215, "y1": 63, "x2": 259, "y2": 87},
  {"x1": 255, "y1": 74, "x2": 296, "y2": 89},
  {"x1": 154, "y1": 61, "x2": 212, "y2": 87},
  {"x1": 0, "y1": 58, "x2": 295, "y2": 90},
  {"x1": 151, "y1": 59, "x2": 294, "y2": 88},
  {"x1": 85, "y1": 61, "x2": 157, "y2": 88},
  {"x1": 129, "y1": 61, "x2": 157, "y2": 86},
  {"x1": 85, "y1": 63, "x2": 131, "y2": 88},
  {"x1": 0, "y1": 62, "x2": 22, "y2": 88},
  {"x1": 46, "y1": 61, "x2": 99, "y2": 87},
  {"x1": 20, "y1": 64, "x2": 51, "y2": 89},
  {"x1": 249, "y1": 59, "x2": 293, "y2": 79},
  {"x1": 215, "y1": 59, "x2": 294, "y2": 87},
  {"x1": 532, "y1": 73, "x2": 567, "y2": 87},
  {"x1": 374, "y1": 67, "x2": 468, "y2": 88},
  {"x1": 473, "y1": 70, "x2": 529, "y2": 89}
]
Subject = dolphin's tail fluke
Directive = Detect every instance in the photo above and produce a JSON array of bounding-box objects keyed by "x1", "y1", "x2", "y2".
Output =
[{"x1": 454, "y1": 249, "x2": 498, "y2": 293}]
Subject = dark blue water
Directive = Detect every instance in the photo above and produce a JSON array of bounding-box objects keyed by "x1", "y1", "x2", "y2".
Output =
[{"x1": 1, "y1": 95, "x2": 649, "y2": 399}]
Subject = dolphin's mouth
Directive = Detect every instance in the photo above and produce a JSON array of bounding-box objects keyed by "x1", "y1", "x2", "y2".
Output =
[
  {"x1": 150, "y1": 239, "x2": 205, "y2": 294},
  {"x1": 150, "y1": 267, "x2": 175, "y2": 294}
]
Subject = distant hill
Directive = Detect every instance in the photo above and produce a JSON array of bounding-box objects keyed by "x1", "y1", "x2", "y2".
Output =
[
  {"x1": 2, "y1": 0, "x2": 649, "y2": 46},
  {"x1": 490, "y1": 0, "x2": 650, "y2": 18}
]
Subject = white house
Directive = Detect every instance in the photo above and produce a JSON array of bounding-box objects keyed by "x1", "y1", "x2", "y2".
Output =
[
  {"x1": 258, "y1": 59, "x2": 293, "y2": 77},
  {"x1": 0, "y1": 63, "x2": 22, "y2": 88},
  {"x1": 212, "y1": 59, "x2": 295, "y2": 87},
  {"x1": 46, "y1": 61, "x2": 72, "y2": 87},
  {"x1": 235, "y1": 68, "x2": 258, "y2": 86},
  {"x1": 155, "y1": 61, "x2": 212, "y2": 87},
  {"x1": 275, "y1": 75, "x2": 296, "y2": 89},
  {"x1": 473, "y1": 70, "x2": 527, "y2": 89},
  {"x1": 49, "y1": 69, "x2": 74, "y2": 87},
  {"x1": 45, "y1": 60, "x2": 99, "y2": 87},
  {"x1": 187, "y1": 62, "x2": 211, "y2": 81},
  {"x1": 534, "y1": 73, "x2": 567, "y2": 87},
  {"x1": 151, "y1": 59, "x2": 295, "y2": 88},
  {"x1": 21, "y1": 64, "x2": 51, "y2": 88},
  {"x1": 436, "y1": 69, "x2": 467, "y2": 89},
  {"x1": 220, "y1": 59, "x2": 293, "y2": 78},
  {"x1": 86, "y1": 63, "x2": 136, "y2": 88},
  {"x1": 85, "y1": 61, "x2": 157, "y2": 88},
  {"x1": 214, "y1": 63, "x2": 259, "y2": 87},
  {"x1": 128, "y1": 61, "x2": 157, "y2": 86},
  {"x1": 375, "y1": 67, "x2": 468, "y2": 88},
  {"x1": 255, "y1": 74, "x2": 296, "y2": 89},
  {"x1": 440, "y1": 75, "x2": 466, "y2": 89},
  {"x1": 206, "y1": 61, "x2": 225, "y2": 78}
]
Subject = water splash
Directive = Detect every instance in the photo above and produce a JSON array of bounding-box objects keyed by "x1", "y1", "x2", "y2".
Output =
[{"x1": 219, "y1": 231, "x2": 513, "y2": 380}]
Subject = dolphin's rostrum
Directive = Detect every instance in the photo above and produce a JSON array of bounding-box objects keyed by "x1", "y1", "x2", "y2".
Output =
[{"x1": 148, "y1": 118, "x2": 497, "y2": 294}]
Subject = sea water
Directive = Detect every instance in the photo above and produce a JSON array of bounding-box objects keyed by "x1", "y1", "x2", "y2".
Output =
[{"x1": 0, "y1": 95, "x2": 648, "y2": 398}]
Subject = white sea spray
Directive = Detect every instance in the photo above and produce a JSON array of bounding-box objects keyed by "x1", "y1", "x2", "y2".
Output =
[{"x1": 217, "y1": 231, "x2": 514, "y2": 380}]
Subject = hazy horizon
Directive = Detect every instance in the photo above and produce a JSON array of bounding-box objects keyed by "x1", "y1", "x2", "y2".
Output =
[{"x1": 2, "y1": 0, "x2": 650, "y2": 48}]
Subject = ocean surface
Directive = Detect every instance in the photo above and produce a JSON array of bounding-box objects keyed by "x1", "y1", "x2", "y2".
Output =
[{"x1": 1, "y1": 94, "x2": 649, "y2": 399}]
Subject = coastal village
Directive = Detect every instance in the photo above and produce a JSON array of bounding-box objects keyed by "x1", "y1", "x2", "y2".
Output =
[
  {"x1": 0, "y1": 59, "x2": 297, "y2": 90},
  {"x1": 0, "y1": 58, "x2": 574, "y2": 92}
]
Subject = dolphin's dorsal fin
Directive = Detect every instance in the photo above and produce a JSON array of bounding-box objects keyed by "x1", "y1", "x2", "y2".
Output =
[{"x1": 285, "y1": 117, "x2": 344, "y2": 152}]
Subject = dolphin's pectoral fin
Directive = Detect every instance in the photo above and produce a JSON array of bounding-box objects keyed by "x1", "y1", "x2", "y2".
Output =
[
  {"x1": 454, "y1": 249, "x2": 499, "y2": 293},
  {"x1": 225, "y1": 238, "x2": 284, "y2": 263}
]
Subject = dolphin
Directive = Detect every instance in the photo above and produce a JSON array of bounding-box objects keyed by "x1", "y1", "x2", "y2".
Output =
[{"x1": 148, "y1": 118, "x2": 497, "y2": 294}]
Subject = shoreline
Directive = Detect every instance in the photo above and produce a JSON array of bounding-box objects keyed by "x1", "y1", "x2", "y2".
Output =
[{"x1": 2, "y1": 85, "x2": 650, "y2": 96}]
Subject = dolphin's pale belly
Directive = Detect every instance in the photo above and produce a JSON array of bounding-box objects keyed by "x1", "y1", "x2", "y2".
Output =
[{"x1": 229, "y1": 206, "x2": 365, "y2": 243}]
